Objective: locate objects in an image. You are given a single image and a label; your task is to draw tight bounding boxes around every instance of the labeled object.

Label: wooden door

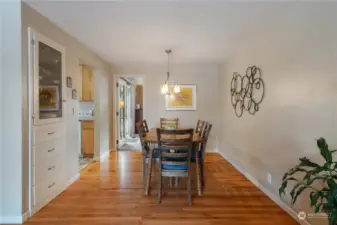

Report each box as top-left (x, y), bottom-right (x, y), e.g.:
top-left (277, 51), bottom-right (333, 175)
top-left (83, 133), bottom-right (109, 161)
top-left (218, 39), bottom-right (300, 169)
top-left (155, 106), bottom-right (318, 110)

top-left (82, 121), bottom-right (94, 157)
top-left (81, 65), bottom-right (94, 101)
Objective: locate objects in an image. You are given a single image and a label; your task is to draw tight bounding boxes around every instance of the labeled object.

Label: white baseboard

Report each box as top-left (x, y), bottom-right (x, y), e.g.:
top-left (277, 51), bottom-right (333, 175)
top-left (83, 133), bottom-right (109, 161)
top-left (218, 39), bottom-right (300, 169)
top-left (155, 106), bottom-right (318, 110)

top-left (0, 211), bottom-right (29, 224)
top-left (93, 150), bottom-right (111, 161)
top-left (67, 173), bottom-right (80, 188)
top-left (22, 211), bottom-right (29, 223)
top-left (217, 150), bottom-right (311, 225)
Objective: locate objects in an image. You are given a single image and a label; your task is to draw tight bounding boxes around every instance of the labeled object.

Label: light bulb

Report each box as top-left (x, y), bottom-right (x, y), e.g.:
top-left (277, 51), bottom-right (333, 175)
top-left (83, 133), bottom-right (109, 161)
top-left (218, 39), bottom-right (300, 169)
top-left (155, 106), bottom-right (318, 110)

top-left (161, 83), bottom-right (169, 94)
top-left (173, 84), bottom-right (180, 93)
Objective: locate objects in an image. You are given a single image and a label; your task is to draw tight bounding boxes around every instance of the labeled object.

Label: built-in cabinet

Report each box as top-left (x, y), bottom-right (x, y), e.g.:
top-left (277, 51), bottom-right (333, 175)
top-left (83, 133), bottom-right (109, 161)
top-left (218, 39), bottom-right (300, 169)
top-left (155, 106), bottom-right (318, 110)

top-left (81, 121), bottom-right (94, 157)
top-left (29, 28), bottom-right (67, 215)
top-left (81, 65), bottom-right (94, 101)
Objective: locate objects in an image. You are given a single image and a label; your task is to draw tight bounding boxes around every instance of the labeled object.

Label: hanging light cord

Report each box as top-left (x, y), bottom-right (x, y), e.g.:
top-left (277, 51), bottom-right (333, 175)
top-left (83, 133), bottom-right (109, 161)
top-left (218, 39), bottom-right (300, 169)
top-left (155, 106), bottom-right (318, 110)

top-left (166, 49), bottom-right (171, 83)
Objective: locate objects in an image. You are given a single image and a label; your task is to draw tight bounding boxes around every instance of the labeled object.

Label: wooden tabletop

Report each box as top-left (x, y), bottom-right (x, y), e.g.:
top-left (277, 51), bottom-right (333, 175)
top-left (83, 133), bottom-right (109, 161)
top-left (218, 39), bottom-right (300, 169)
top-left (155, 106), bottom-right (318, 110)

top-left (144, 127), bottom-right (203, 143)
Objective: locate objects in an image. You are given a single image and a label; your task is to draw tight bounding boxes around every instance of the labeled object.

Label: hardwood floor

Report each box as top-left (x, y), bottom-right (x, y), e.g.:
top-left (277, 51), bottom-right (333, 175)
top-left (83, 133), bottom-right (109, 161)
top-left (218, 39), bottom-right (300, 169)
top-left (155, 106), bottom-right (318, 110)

top-left (25, 151), bottom-right (298, 225)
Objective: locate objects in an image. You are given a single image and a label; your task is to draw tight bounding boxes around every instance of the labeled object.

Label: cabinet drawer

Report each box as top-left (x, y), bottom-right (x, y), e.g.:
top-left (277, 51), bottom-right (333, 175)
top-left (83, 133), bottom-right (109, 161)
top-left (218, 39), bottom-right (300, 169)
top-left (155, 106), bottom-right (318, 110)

top-left (33, 123), bottom-right (65, 145)
top-left (33, 170), bottom-right (66, 206)
top-left (33, 154), bottom-right (65, 186)
top-left (32, 138), bottom-right (65, 166)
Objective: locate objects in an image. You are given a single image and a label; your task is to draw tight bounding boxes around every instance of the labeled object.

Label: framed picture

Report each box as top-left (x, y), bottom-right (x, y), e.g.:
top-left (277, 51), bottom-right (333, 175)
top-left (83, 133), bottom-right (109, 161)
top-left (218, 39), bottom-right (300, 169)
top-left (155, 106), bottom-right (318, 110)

top-left (165, 84), bottom-right (197, 111)
top-left (72, 89), bottom-right (77, 99)
top-left (39, 85), bottom-right (60, 111)
top-left (66, 76), bottom-right (72, 88)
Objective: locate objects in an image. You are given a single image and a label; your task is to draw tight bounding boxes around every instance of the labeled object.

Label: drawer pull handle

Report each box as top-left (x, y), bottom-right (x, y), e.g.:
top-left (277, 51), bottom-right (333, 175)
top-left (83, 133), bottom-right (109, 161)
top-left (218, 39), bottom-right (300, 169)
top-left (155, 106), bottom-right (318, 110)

top-left (47, 148), bottom-right (55, 153)
top-left (48, 166), bottom-right (55, 171)
top-left (47, 132), bottom-right (55, 135)
top-left (48, 183), bottom-right (55, 188)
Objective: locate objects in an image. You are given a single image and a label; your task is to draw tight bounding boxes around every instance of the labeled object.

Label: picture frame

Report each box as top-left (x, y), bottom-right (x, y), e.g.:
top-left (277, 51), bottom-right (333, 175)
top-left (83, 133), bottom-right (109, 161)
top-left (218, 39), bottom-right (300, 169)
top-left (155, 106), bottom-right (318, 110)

top-left (66, 76), bottom-right (72, 88)
top-left (39, 85), bottom-right (60, 111)
top-left (165, 84), bottom-right (197, 111)
top-left (72, 89), bottom-right (77, 100)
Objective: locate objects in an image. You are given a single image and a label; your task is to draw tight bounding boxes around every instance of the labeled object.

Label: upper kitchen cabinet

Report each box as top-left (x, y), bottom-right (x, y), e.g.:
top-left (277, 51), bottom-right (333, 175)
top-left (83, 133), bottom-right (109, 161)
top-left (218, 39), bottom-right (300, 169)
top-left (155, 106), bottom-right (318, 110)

top-left (31, 29), bottom-right (66, 125)
top-left (81, 65), bottom-right (94, 101)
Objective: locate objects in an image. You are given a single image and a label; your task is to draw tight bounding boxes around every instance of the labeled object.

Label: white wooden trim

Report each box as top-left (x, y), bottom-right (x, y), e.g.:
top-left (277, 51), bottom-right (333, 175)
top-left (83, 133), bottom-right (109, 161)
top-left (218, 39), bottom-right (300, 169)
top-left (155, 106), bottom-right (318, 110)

top-left (66, 173), bottom-right (80, 188)
top-left (0, 211), bottom-right (29, 224)
top-left (216, 150), bottom-right (311, 225)
top-left (31, 28), bottom-right (66, 126)
top-left (22, 211), bottom-right (29, 223)
top-left (93, 150), bottom-right (111, 161)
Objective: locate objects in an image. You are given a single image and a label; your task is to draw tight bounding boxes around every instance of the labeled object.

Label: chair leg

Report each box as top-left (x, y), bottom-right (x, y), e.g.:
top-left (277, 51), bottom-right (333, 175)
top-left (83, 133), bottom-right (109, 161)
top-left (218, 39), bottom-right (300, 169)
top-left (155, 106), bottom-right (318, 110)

top-left (145, 150), bottom-right (154, 195)
top-left (187, 150), bottom-right (192, 206)
top-left (157, 166), bottom-right (162, 204)
top-left (142, 157), bottom-right (147, 188)
top-left (201, 161), bottom-right (205, 188)
top-left (187, 170), bottom-right (192, 206)
top-left (195, 150), bottom-right (202, 196)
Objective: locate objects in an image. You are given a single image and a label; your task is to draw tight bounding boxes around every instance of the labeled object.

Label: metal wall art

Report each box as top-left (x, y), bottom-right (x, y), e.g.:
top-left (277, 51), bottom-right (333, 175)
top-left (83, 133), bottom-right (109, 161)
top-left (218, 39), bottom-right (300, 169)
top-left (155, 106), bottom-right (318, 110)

top-left (230, 66), bottom-right (265, 117)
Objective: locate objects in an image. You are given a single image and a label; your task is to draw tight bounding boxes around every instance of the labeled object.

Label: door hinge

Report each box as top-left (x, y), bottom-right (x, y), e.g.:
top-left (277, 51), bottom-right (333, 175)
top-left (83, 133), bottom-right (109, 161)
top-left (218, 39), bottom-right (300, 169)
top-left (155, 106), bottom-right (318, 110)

top-left (31, 39), bottom-right (36, 45)
top-left (116, 140), bottom-right (119, 145)
top-left (116, 82), bottom-right (119, 87)
top-left (116, 111), bottom-right (119, 116)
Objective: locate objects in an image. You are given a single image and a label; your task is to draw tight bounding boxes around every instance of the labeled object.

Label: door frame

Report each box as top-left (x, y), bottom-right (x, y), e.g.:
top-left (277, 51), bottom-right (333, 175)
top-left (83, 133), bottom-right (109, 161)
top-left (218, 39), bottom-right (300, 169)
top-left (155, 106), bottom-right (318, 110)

top-left (116, 78), bottom-right (127, 148)
top-left (112, 75), bottom-right (144, 151)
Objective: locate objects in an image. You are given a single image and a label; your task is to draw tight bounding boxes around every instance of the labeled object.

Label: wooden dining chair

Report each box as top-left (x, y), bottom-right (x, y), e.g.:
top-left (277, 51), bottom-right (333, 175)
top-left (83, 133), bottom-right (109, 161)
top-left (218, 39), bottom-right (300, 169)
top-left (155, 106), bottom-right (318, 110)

top-left (160, 118), bottom-right (179, 129)
top-left (195, 120), bottom-right (205, 136)
top-left (142, 119), bottom-right (149, 133)
top-left (198, 122), bottom-right (212, 187)
top-left (137, 122), bottom-right (159, 189)
top-left (156, 128), bottom-right (194, 205)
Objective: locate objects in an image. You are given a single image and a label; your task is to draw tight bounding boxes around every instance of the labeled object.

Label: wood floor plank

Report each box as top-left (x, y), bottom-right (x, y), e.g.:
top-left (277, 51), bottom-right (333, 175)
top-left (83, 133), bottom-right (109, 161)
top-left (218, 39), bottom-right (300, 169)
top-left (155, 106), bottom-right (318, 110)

top-left (24, 151), bottom-right (298, 225)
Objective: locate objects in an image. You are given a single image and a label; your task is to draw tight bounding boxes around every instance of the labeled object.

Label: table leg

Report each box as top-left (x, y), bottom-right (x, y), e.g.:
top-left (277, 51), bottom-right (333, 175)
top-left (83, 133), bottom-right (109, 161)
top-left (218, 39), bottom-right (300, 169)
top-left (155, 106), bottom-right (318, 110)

top-left (195, 148), bottom-right (202, 196)
top-left (145, 149), bottom-right (153, 195)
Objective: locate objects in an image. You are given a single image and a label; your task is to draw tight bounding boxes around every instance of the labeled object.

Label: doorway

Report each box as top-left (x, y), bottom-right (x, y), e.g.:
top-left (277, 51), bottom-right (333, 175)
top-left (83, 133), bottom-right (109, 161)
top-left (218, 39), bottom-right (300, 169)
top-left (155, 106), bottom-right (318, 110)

top-left (116, 77), bottom-right (143, 151)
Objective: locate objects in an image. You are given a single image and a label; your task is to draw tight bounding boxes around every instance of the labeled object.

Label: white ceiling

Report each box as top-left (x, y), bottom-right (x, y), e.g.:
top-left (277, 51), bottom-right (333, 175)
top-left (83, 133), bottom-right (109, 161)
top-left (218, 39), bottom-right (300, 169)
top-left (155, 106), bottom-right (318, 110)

top-left (25, 0), bottom-right (324, 64)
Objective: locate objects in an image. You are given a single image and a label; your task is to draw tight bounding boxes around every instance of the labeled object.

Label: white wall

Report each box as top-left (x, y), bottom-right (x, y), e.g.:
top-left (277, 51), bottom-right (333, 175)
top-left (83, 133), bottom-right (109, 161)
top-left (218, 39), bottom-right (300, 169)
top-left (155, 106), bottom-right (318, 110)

top-left (21, 2), bottom-right (113, 215)
top-left (218, 4), bottom-right (337, 225)
top-left (113, 63), bottom-right (220, 152)
top-left (94, 69), bottom-right (110, 159)
top-left (0, 0), bottom-right (23, 223)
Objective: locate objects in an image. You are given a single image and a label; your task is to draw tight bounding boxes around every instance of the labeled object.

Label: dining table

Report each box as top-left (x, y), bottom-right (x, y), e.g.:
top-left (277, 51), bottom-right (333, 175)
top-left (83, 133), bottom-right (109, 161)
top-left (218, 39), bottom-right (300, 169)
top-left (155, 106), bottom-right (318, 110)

top-left (144, 127), bottom-right (204, 196)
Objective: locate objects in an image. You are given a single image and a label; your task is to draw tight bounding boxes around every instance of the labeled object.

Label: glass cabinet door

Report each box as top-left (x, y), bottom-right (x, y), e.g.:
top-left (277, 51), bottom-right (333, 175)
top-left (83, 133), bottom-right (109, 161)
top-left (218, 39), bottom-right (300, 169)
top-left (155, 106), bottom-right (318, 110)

top-left (32, 30), bottom-right (65, 125)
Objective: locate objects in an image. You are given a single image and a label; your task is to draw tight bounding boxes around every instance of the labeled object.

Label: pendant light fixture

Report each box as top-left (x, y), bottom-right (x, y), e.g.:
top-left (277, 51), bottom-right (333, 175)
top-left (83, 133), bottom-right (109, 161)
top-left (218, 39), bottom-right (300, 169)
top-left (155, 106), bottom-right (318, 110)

top-left (161, 49), bottom-right (180, 95)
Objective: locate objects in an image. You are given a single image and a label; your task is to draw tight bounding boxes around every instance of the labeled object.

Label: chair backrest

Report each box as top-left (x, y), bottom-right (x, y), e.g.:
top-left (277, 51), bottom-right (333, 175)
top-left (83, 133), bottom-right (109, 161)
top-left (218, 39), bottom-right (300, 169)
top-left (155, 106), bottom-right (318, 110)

top-left (160, 117), bottom-right (179, 129)
top-left (137, 122), bottom-right (149, 154)
top-left (199, 122), bottom-right (212, 158)
top-left (156, 128), bottom-right (194, 171)
top-left (195, 120), bottom-right (205, 136)
top-left (142, 119), bottom-right (149, 133)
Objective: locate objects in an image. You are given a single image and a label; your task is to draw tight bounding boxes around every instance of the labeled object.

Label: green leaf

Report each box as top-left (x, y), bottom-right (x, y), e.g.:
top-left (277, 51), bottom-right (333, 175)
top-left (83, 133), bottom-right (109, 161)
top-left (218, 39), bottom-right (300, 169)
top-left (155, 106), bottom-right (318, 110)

top-left (292, 186), bottom-right (307, 205)
top-left (317, 138), bottom-right (332, 163)
top-left (279, 186), bottom-right (285, 197)
top-left (299, 157), bottom-right (320, 168)
top-left (310, 192), bottom-right (319, 206)
top-left (290, 183), bottom-right (302, 199)
top-left (307, 176), bottom-right (325, 185)
top-left (282, 172), bottom-right (289, 181)
top-left (279, 178), bottom-right (297, 196)
top-left (327, 179), bottom-right (336, 189)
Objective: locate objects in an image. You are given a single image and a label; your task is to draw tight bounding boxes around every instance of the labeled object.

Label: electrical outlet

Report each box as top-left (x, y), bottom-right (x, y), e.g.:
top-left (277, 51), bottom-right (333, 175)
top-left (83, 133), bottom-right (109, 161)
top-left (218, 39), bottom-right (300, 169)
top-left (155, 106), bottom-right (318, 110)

top-left (267, 172), bottom-right (272, 184)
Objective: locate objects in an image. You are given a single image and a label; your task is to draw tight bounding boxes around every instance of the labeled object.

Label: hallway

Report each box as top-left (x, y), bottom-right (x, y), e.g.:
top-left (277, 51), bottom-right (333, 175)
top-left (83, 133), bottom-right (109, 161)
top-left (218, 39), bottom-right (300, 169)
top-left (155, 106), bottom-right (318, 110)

top-left (25, 152), bottom-right (298, 225)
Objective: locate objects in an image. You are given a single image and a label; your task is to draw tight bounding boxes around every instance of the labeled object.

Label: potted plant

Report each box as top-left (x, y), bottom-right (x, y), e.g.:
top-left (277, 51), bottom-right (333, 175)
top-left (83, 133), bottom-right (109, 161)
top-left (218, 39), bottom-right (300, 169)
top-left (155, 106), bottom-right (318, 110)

top-left (279, 138), bottom-right (337, 225)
